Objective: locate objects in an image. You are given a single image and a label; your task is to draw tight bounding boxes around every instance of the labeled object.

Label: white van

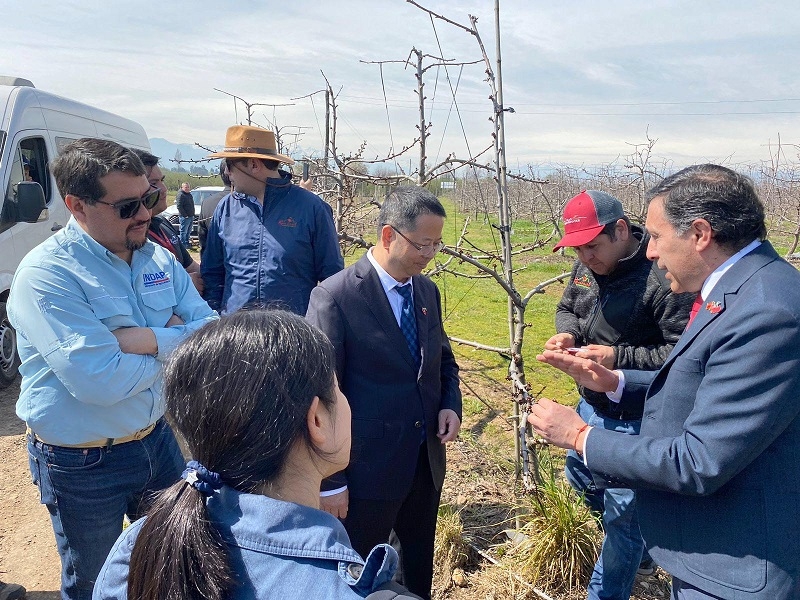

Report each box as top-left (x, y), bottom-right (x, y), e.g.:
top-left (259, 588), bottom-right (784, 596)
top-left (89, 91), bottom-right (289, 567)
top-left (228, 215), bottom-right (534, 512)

top-left (0, 76), bottom-right (150, 387)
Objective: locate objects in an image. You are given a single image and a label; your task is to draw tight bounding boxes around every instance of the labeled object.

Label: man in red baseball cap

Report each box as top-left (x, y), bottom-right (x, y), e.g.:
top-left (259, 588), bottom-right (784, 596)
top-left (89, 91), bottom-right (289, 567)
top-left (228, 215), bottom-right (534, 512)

top-left (547, 190), bottom-right (693, 600)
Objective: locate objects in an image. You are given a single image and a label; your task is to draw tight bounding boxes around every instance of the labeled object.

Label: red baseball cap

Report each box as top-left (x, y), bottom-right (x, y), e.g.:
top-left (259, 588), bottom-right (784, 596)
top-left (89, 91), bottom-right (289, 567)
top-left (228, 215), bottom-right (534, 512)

top-left (553, 190), bottom-right (625, 251)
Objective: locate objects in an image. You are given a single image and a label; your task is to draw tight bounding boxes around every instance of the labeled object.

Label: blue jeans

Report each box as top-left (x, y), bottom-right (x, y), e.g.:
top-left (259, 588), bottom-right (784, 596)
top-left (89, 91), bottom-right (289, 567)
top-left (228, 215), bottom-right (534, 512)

top-left (565, 399), bottom-right (648, 600)
top-left (179, 215), bottom-right (194, 246)
top-left (27, 419), bottom-right (184, 600)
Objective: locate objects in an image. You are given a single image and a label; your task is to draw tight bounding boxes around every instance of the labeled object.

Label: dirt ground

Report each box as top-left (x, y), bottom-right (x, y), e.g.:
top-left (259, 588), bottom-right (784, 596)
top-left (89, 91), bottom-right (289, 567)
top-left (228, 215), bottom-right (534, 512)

top-left (0, 367), bottom-right (670, 600)
top-left (0, 378), bottom-right (60, 598)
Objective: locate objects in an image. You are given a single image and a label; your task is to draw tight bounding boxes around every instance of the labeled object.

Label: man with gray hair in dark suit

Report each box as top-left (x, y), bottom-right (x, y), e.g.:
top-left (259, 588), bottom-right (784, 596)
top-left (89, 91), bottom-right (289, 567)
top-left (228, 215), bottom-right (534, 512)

top-left (531, 164), bottom-right (800, 599)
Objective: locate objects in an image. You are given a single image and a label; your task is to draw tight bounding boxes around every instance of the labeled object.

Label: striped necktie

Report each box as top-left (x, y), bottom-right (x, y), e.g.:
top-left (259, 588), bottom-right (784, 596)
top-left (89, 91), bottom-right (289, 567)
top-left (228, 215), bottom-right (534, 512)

top-left (395, 284), bottom-right (420, 368)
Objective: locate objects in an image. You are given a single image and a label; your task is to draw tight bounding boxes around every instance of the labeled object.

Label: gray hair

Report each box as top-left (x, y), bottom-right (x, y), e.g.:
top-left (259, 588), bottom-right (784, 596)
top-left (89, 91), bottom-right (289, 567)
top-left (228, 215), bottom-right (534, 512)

top-left (646, 164), bottom-right (766, 252)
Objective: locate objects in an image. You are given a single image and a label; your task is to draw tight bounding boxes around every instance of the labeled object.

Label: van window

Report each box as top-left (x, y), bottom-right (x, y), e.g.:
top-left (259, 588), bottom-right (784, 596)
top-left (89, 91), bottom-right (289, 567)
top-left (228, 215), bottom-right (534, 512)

top-left (55, 136), bottom-right (78, 155)
top-left (1, 137), bottom-right (50, 233)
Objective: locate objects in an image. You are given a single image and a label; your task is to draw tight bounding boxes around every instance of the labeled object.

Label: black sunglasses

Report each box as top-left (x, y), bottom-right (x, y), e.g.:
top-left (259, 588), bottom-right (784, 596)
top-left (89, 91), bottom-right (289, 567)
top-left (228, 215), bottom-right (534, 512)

top-left (94, 186), bottom-right (160, 219)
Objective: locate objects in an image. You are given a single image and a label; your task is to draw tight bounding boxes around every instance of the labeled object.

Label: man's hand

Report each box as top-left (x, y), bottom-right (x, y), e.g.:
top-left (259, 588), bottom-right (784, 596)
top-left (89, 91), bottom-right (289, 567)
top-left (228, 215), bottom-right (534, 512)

top-left (298, 177), bottom-right (314, 192)
top-left (437, 409), bottom-right (461, 443)
top-left (320, 488), bottom-right (348, 519)
top-left (112, 327), bottom-right (157, 355)
top-left (544, 332), bottom-right (576, 352)
top-left (527, 398), bottom-right (587, 450)
top-left (537, 350), bottom-right (619, 393)
top-left (575, 344), bottom-right (615, 369)
top-left (189, 271), bottom-right (205, 294)
top-left (166, 314), bottom-right (185, 328)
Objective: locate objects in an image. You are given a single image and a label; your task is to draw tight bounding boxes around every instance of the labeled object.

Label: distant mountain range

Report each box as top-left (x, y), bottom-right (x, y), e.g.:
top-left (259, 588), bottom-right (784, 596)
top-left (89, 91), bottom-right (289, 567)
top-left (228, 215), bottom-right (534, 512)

top-left (149, 137), bottom-right (320, 172)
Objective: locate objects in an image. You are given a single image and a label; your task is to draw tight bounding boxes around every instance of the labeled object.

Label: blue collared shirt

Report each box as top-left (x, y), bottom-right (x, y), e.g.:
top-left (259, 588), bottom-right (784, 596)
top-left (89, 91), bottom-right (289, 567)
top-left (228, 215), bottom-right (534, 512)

top-left (9, 218), bottom-right (218, 445)
top-left (94, 486), bottom-right (399, 600)
top-left (201, 172), bottom-right (344, 315)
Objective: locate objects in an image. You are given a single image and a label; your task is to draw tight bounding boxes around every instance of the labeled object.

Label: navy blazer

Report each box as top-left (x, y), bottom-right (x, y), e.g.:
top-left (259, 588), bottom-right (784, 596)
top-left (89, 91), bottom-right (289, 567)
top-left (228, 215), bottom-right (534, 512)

top-left (586, 242), bottom-right (800, 599)
top-left (307, 254), bottom-right (462, 502)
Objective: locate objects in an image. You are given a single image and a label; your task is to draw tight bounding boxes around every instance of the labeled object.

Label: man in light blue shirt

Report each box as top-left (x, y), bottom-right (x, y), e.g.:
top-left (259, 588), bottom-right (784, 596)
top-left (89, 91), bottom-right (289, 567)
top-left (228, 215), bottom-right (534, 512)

top-left (8, 138), bottom-right (217, 600)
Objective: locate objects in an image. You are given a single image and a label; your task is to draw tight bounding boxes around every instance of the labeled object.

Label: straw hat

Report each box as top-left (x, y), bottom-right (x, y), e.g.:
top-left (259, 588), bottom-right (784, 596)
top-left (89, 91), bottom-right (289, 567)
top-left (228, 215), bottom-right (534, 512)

top-left (207, 125), bottom-right (294, 165)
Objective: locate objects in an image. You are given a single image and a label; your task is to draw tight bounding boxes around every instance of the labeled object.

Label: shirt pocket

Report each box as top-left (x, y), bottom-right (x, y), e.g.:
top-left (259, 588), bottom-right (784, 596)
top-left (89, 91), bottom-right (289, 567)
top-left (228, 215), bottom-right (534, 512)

top-left (87, 294), bottom-right (134, 329)
top-left (140, 286), bottom-right (177, 325)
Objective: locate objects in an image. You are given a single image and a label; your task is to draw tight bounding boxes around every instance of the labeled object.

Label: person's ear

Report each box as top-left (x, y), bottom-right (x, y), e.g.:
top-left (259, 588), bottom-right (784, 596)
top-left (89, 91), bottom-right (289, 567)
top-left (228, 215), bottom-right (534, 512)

top-left (615, 219), bottom-right (629, 241)
top-left (65, 194), bottom-right (87, 220)
top-left (379, 224), bottom-right (394, 249)
top-left (691, 218), bottom-right (714, 250)
top-left (306, 396), bottom-right (330, 448)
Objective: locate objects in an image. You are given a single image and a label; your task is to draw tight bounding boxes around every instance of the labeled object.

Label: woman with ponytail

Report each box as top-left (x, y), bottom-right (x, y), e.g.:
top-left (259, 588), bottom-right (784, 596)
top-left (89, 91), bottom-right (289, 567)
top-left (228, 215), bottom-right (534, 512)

top-left (93, 309), bottom-right (418, 600)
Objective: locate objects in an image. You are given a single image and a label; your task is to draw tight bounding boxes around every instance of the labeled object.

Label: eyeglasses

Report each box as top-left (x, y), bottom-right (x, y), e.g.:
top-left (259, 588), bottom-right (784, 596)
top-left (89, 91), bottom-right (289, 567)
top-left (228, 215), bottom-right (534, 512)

top-left (93, 186), bottom-right (160, 219)
top-left (389, 225), bottom-right (445, 255)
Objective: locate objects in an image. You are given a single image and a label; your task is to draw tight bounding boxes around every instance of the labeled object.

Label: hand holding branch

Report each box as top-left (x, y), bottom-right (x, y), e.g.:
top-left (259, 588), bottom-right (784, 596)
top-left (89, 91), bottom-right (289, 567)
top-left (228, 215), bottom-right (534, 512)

top-left (527, 398), bottom-right (588, 450)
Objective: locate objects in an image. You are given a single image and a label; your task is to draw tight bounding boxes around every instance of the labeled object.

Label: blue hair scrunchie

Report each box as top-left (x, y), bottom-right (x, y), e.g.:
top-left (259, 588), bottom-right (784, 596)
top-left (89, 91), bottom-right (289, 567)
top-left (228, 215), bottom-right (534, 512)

top-left (182, 460), bottom-right (223, 496)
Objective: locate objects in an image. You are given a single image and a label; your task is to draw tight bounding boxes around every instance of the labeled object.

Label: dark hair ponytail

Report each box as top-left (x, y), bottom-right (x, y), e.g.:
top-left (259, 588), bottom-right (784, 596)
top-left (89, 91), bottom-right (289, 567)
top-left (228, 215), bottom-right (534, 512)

top-left (126, 309), bottom-right (337, 600)
top-left (127, 482), bottom-right (232, 600)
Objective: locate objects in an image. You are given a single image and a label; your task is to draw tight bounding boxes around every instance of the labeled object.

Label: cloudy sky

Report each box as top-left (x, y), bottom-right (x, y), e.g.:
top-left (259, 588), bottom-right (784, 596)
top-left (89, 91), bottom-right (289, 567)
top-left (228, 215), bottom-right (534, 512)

top-left (4, 1), bottom-right (800, 171)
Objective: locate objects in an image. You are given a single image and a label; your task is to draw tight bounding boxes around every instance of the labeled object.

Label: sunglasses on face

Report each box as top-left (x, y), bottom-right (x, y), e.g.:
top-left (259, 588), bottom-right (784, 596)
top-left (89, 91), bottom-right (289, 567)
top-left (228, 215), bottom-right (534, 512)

top-left (93, 186), bottom-right (160, 219)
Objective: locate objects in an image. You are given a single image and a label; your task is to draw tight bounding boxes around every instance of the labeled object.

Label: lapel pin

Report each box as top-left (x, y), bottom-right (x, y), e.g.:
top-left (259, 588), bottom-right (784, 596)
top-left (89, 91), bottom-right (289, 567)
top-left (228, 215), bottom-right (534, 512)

top-left (705, 301), bottom-right (722, 315)
top-left (421, 307), bottom-right (428, 315)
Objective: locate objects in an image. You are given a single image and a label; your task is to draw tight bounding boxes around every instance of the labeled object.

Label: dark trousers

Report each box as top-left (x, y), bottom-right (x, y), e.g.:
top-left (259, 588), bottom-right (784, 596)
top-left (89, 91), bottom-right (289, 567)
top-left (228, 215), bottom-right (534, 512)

top-left (344, 443), bottom-right (441, 600)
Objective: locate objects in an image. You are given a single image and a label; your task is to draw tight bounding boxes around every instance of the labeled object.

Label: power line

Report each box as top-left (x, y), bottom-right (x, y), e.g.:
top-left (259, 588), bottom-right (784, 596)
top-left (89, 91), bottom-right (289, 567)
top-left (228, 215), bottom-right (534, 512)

top-left (338, 94), bottom-right (800, 108)
top-left (336, 96), bottom-right (800, 116)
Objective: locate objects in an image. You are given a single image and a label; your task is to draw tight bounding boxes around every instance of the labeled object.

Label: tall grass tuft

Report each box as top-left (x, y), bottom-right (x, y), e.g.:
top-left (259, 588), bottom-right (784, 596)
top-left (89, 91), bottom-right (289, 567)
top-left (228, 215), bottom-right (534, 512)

top-left (509, 447), bottom-right (599, 594)
top-left (433, 503), bottom-right (470, 589)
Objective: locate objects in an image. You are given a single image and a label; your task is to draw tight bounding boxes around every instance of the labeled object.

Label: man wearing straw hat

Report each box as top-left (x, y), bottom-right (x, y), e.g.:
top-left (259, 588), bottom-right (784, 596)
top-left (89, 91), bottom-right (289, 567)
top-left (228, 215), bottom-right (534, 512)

top-left (201, 125), bottom-right (343, 315)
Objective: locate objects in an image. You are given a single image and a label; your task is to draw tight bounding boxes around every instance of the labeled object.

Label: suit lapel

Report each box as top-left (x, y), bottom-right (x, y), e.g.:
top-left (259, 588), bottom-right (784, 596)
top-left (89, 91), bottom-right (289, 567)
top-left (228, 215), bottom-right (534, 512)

top-left (413, 276), bottom-right (430, 372)
top-left (354, 255), bottom-right (419, 372)
top-left (652, 242), bottom-right (779, 381)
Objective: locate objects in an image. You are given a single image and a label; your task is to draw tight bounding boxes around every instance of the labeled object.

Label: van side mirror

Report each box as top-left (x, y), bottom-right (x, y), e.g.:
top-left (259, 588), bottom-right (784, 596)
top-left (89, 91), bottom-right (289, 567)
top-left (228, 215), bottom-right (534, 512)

top-left (16, 181), bottom-right (48, 223)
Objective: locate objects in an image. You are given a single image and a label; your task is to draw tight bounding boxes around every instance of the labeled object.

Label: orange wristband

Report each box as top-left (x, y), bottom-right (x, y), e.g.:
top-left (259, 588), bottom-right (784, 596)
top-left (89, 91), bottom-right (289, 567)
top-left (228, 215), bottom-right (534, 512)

top-left (574, 424), bottom-right (590, 452)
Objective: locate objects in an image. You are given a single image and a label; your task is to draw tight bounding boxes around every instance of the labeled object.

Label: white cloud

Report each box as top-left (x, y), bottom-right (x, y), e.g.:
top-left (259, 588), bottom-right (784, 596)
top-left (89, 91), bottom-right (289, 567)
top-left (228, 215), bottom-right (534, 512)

top-left (3, 0), bottom-right (800, 167)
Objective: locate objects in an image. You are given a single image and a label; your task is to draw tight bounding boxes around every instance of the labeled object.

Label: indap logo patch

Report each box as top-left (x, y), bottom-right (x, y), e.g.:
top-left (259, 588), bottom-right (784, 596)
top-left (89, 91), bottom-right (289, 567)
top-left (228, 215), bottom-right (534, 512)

top-left (573, 274), bottom-right (592, 289)
top-left (143, 271), bottom-right (170, 287)
top-left (278, 217), bottom-right (297, 228)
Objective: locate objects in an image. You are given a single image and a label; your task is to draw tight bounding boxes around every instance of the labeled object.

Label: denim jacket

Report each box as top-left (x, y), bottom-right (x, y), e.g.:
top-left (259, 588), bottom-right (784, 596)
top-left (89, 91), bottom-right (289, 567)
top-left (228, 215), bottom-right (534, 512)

top-left (93, 486), bottom-right (400, 599)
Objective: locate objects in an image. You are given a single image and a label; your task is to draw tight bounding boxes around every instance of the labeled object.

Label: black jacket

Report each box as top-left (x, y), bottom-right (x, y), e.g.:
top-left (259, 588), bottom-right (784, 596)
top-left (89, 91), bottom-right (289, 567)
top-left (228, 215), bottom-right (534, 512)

top-left (176, 189), bottom-right (195, 217)
top-left (555, 225), bottom-right (694, 416)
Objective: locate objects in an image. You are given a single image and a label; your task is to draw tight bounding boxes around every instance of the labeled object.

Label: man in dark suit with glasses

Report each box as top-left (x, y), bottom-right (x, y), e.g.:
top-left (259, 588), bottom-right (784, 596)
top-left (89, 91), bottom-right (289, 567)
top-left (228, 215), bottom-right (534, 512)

top-left (307, 186), bottom-right (461, 600)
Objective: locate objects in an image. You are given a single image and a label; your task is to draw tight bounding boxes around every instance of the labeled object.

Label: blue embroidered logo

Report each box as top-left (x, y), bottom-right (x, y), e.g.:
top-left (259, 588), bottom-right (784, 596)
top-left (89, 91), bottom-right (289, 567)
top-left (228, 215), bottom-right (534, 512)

top-left (143, 271), bottom-right (169, 287)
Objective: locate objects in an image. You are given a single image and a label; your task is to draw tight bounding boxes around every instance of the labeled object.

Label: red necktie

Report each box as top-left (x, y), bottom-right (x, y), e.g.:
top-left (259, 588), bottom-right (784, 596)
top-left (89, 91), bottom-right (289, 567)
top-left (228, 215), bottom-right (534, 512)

top-left (687, 293), bottom-right (703, 327)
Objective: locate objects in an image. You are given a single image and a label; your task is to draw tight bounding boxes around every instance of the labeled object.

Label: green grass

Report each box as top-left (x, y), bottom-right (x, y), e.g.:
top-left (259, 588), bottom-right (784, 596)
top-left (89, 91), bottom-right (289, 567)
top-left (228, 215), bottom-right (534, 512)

top-left (436, 198), bottom-right (579, 404)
